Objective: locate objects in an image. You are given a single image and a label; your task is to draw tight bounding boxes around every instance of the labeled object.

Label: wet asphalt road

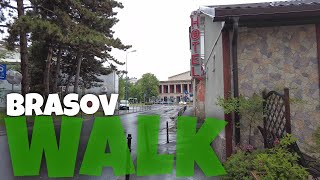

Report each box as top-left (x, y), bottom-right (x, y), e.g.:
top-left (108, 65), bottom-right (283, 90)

top-left (0, 105), bottom-right (219, 180)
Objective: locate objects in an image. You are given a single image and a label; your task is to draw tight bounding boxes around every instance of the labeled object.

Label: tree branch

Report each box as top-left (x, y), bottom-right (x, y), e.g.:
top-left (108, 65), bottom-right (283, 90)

top-left (24, 5), bottom-right (55, 14)
top-left (0, 2), bottom-right (17, 10)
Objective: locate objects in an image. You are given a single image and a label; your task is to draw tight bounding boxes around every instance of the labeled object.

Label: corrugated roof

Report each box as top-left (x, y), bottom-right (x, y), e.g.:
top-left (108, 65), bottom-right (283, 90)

top-left (209, 0), bottom-right (320, 10)
top-left (205, 0), bottom-right (320, 22)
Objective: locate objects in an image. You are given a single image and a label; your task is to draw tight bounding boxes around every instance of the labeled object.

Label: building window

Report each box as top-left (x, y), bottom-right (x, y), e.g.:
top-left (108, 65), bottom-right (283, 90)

top-left (212, 54), bottom-right (216, 72)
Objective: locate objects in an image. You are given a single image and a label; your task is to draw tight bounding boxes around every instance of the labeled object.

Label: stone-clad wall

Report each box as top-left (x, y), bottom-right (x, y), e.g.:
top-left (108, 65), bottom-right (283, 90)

top-left (237, 25), bottom-right (320, 150)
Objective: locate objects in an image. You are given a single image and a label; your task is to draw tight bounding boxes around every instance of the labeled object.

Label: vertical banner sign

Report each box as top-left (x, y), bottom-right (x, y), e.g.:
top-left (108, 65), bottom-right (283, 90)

top-left (0, 64), bottom-right (7, 80)
top-left (190, 12), bottom-right (203, 78)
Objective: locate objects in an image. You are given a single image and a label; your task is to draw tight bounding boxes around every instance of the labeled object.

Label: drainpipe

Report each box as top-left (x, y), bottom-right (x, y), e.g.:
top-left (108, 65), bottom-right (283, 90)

top-left (231, 17), bottom-right (240, 145)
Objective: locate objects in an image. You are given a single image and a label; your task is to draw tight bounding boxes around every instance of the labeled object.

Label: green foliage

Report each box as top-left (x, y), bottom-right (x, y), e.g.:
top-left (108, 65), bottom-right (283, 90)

top-left (129, 81), bottom-right (142, 101)
top-left (222, 150), bottom-right (260, 179)
top-left (29, 42), bottom-right (48, 93)
top-left (217, 93), bottom-right (263, 115)
top-left (139, 73), bottom-right (159, 101)
top-left (118, 73), bottom-right (159, 103)
top-left (3, 0), bottom-right (130, 94)
top-left (223, 135), bottom-right (309, 180)
top-left (217, 93), bottom-right (264, 144)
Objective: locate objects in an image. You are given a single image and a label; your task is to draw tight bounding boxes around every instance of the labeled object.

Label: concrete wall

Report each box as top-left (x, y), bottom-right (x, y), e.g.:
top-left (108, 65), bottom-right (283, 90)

top-left (67, 71), bottom-right (119, 97)
top-left (81, 71), bottom-right (119, 95)
top-left (203, 15), bottom-right (227, 161)
top-left (237, 25), bottom-right (320, 150)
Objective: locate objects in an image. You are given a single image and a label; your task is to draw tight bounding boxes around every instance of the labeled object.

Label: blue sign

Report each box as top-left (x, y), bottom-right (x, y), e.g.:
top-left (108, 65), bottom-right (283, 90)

top-left (184, 90), bottom-right (188, 94)
top-left (0, 64), bottom-right (6, 80)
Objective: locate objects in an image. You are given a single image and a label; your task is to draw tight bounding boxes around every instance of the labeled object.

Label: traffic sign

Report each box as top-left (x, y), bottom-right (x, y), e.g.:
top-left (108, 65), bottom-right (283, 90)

top-left (0, 64), bottom-right (6, 80)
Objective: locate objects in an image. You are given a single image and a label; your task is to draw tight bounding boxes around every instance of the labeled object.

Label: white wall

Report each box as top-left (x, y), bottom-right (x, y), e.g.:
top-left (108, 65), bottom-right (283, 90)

top-left (203, 16), bottom-right (225, 121)
top-left (80, 71), bottom-right (119, 95)
top-left (203, 15), bottom-right (227, 161)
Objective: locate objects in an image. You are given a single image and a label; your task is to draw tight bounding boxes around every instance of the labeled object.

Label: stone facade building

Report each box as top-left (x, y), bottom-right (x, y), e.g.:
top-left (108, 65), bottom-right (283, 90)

top-left (191, 1), bottom-right (320, 162)
top-left (158, 71), bottom-right (192, 103)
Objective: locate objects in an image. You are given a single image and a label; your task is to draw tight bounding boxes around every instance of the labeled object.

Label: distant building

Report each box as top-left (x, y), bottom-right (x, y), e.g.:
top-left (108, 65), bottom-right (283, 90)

top-left (158, 71), bottom-right (192, 103)
top-left (0, 44), bottom-right (21, 107)
top-left (129, 77), bottom-right (138, 84)
top-left (71, 71), bottom-right (119, 96)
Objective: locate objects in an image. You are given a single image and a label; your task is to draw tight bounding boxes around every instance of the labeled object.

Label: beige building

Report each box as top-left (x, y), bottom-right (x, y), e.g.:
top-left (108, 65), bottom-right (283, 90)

top-left (158, 71), bottom-right (192, 103)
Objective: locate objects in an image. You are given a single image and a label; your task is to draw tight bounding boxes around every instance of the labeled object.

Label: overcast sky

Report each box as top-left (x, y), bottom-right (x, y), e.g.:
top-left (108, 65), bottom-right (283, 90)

top-left (111, 0), bottom-right (278, 80)
top-left (0, 0), bottom-right (279, 81)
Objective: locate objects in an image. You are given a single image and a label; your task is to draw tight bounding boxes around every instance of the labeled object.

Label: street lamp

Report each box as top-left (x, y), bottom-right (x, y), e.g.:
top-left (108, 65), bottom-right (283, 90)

top-left (125, 50), bottom-right (137, 101)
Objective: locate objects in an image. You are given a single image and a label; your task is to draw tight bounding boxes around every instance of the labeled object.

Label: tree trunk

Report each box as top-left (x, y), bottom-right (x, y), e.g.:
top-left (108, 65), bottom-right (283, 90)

top-left (53, 47), bottom-right (62, 93)
top-left (65, 74), bottom-right (72, 95)
top-left (17, 0), bottom-right (29, 96)
top-left (73, 52), bottom-right (82, 93)
top-left (43, 46), bottom-right (53, 97)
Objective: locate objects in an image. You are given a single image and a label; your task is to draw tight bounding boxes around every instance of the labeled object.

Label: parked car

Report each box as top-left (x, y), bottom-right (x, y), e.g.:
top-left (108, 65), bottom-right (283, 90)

top-left (119, 100), bottom-right (130, 110)
top-left (179, 101), bottom-right (187, 105)
top-left (160, 101), bottom-right (167, 104)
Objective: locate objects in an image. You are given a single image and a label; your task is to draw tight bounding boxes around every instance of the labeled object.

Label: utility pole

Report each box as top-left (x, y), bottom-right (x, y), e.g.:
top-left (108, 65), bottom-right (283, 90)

top-left (125, 50), bottom-right (137, 100)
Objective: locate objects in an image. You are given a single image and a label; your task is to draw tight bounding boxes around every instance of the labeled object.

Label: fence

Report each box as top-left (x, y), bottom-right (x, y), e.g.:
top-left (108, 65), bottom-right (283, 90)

top-left (115, 105), bottom-right (153, 115)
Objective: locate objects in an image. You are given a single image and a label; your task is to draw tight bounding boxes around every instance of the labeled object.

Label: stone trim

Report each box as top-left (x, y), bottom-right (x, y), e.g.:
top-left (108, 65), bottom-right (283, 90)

top-left (316, 24), bottom-right (320, 97)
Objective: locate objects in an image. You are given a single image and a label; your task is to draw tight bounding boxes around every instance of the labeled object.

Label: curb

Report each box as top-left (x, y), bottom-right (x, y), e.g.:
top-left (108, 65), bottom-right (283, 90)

top-left (170, 105), bottom-right (187, 120)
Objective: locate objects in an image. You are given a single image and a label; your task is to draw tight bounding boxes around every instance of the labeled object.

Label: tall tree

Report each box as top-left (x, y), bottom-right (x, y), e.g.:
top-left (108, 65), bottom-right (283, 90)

top-left (139, 73), bottom-right (159, 102)
top-left (1, 0), bottom-right (30, 96)
top-left (5, 0), bottom-right (130, 97)
top-left (129, 81), bottom-right (142, 102)
top-left (17, 0), bottom-right (29, 96)
top-left (67, 0), bottom-right (130, 93)
top-left (53, 47), bottom-right (62, 92)
top-left (29, 41), bottom-right (47, 93)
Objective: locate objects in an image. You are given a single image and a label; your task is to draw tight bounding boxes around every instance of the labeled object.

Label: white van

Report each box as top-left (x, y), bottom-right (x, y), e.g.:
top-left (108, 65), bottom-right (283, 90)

top-left (119, 100), bottom-right (130, 110)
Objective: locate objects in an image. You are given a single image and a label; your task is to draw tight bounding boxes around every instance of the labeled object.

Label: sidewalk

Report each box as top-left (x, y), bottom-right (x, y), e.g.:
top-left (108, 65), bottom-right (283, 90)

top-left (182, 106), bottom-right (194, 116)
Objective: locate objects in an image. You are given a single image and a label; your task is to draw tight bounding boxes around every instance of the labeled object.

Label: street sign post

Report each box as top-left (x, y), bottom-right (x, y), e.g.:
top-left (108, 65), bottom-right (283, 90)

top-left (0, 64), bottom-right (7, 80)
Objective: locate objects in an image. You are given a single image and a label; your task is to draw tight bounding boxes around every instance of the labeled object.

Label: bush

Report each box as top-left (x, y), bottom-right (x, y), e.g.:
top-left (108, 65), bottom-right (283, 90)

top-left (222, 150), bottom-right (261, 180)
top-left (217, 94), bottom-right (263, 145)
top-left (222, 135), bottom-right (309, 180)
